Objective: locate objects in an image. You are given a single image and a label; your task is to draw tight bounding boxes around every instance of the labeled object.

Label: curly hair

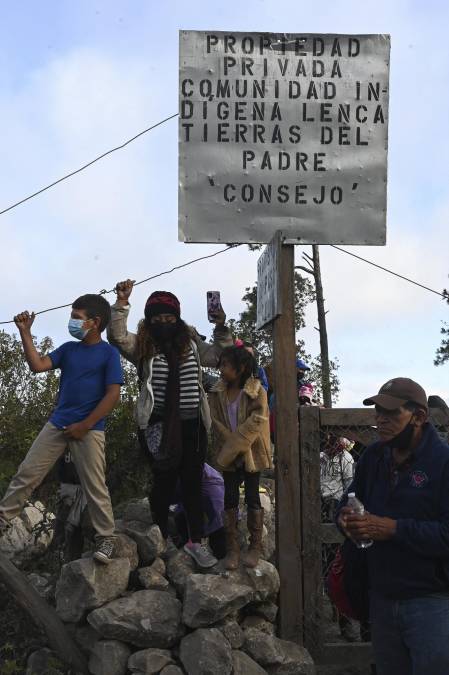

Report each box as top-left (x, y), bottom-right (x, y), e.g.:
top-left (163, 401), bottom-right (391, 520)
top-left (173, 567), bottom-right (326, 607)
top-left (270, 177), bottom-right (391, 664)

top-left (136, 318), bottom-right (192, 361)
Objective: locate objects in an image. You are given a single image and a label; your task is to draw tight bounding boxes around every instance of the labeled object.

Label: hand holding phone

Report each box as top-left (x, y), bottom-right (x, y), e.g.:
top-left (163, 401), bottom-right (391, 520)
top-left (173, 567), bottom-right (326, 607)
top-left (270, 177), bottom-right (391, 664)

top-left (207, 291), bottom-right (225, 324)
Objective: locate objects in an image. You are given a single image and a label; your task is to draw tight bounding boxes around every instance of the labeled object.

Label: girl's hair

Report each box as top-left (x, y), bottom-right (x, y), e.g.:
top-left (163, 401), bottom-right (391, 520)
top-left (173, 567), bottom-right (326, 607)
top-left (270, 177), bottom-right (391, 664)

top-left (136, 317), bottom-right (191, 360)
top-left (219, 345), bottom-right (258, 388)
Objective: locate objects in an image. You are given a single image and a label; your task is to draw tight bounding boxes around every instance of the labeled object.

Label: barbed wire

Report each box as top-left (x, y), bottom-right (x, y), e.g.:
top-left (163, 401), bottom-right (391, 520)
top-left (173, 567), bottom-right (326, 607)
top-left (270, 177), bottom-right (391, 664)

top-left (0, 113), bottom-right (179, 217)
top-left (0, 245), bottom-right (240, 326)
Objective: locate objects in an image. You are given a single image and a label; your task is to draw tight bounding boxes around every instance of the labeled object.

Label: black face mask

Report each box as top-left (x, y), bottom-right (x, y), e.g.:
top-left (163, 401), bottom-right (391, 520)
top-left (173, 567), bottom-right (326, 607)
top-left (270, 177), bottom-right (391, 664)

top-left (150, 322), bottom-right (178, 343)
top-left (390, 419), bottom-right (415, 451)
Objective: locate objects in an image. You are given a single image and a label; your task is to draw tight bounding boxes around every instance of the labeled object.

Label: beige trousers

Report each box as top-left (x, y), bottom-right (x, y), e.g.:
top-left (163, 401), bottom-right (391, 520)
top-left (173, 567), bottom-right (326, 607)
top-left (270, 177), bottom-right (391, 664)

top-left (0, 422), bottom-right (115, 537)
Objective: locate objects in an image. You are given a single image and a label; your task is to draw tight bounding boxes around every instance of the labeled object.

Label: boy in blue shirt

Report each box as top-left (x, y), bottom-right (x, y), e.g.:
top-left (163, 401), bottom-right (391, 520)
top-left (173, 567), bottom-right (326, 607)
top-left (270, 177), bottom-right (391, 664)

top-left (0, 294), bottom-right (123, 563)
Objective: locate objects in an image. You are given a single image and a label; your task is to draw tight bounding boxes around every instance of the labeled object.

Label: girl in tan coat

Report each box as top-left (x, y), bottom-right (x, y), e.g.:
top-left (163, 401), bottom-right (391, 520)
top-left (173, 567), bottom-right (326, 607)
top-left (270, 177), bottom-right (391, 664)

top-left (209, 345), bottom-right (272, 569)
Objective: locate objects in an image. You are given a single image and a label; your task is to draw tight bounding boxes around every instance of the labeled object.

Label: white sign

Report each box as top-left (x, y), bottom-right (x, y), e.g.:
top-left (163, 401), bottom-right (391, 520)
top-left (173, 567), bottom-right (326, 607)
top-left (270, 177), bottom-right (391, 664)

top-left (179, 31), bottom-right (390, 245)
top-left (256, 234), bottom-right (281, 329)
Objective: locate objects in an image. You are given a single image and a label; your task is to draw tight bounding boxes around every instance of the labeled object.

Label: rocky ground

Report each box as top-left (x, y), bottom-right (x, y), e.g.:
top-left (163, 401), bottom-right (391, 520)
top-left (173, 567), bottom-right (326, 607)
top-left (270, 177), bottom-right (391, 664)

top-left (0, 492), bottom-right (316, 674)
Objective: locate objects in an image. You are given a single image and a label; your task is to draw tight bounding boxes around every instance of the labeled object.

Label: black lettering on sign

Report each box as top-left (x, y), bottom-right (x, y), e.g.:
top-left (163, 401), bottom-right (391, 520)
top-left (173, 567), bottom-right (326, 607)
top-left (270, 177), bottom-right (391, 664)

top-left (223, 57), bottom-right (236, 75)
top-left (243, 150), bottom-right (255, 168)
top-left (331, 61), bottom-right (342, 78)
top-left (224, 35), bottom-right (236, 53)
top-left (374, 105), bottom-right (385, 123)
top-left (313, 186), bottom-right (325, 204)
top-left (331, 186), bottom-right (343, 204)
top-left (242, 57), bottom-right (254, 75)
top-left (224, 184), bottom-right (235, 201)
top-left (289, 125), bottom-right (301, 143)
top-left (181, 101), bottom-right (193, 119)
top-left (217, 123), bottom-right (230, 142)
top-left (339, 126), bottom-right (351, 145)
top-left (181, 123), bottom-right (193, 142)
top-left (277, 185), bottom-right (288, 202)
top-left (236, 124), bottom-right (248, 142)
top-left (181, 79), bottom-right (193, 97)
top-left (295, 184), bottom-right (307, 204)
top-left (206, 35), bottom-right (218, 53)
top-left (313, 37), bottom-right (324, 56)
top-left (356, 127), bottom-right (368, 145)
top-left (348, 38), bottom-right (360, 57)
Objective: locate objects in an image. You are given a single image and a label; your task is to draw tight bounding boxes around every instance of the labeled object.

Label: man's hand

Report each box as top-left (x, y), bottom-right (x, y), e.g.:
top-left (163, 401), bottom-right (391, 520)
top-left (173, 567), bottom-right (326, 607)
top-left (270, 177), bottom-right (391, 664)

top-left (210, 307), bottom-right (226, 326)
top-left (115, 279), bottom-right (135, 306)
top-left (14, 311), bottom-right (35, 332)
top-left (63, 422), bottom-right (90, 440)
top-left (341, 508), bottom-right (396, 542)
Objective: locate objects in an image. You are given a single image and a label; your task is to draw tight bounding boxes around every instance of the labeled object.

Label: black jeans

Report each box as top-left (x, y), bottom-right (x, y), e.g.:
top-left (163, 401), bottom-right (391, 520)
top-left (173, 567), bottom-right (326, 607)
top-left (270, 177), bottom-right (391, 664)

top-left (223, 467), bottom-right (261, 510)
top-left (149, 417), bottom-right (206, 543)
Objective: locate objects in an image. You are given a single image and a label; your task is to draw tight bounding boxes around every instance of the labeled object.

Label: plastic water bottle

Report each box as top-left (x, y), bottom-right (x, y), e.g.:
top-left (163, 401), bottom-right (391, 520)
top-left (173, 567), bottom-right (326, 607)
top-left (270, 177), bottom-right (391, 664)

top-left (347, 492), bottom-right (373, 549)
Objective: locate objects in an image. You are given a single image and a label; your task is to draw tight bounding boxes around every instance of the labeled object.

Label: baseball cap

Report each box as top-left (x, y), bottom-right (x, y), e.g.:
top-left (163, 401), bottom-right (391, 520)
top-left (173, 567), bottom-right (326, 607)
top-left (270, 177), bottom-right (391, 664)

top-left (363, 377), bottom-right (428, 411)
top-left (296, 358), bottom-right (311, 371)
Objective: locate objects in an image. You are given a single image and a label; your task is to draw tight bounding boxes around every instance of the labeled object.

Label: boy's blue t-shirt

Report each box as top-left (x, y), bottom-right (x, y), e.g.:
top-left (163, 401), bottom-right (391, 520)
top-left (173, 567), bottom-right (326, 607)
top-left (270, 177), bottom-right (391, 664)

top-left (48, 340), bottom-right (124, 431)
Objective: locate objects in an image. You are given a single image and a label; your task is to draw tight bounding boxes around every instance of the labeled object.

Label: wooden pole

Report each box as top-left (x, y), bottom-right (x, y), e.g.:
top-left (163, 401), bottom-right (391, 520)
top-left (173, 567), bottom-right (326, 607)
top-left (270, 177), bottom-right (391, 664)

top-left (273, 239), bottom-right (304, 643)
top-left (312, 245), bottom-right (332, 408)
top-left (0, 551), bottom-right (89, 674)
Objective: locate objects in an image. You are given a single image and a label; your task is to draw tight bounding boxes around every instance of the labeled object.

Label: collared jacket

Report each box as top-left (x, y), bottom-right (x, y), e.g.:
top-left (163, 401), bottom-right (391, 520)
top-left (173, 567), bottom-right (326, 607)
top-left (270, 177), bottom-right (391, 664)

top-left (209, 376), bottom-right (273, 473)
top-left (107, 302), bottom-right (233, 430)
top-left (337, 423), bottom-right (449, 599)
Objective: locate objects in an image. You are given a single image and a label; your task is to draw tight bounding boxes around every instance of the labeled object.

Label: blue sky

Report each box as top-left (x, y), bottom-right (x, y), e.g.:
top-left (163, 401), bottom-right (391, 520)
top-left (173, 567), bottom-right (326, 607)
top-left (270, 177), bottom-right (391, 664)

top-left (0, 0), bottom-right (448, 406)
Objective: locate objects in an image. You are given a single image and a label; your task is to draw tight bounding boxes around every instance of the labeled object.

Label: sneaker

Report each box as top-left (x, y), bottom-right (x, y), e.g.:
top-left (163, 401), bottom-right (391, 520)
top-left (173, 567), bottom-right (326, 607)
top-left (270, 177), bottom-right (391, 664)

top-left (93, 536), bottom-right (115, 564)
top-left (184, 542), bottom-right (218, 569)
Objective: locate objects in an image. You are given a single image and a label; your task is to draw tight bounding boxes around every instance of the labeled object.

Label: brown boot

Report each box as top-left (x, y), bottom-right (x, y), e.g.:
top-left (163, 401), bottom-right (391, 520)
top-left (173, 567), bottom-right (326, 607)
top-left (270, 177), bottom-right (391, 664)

top-left (223, 508), bottom-right (240, 570)
top-left (243, 508), bottom-right (264, 568)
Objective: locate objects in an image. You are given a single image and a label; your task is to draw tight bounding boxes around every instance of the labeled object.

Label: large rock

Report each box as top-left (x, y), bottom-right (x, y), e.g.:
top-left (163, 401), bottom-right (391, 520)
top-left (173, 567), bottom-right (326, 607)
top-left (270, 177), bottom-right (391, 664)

top-left (183, 574), bottom-right (253, 628)
top-left (71, 624), bottom-right (101, 655)
top-left (180, 628), bottom-right (233, 675)
top-left (138, 566), bottom-right (170, 590)
top-left (215, 617), bottom-right (244, 649)
top-left (87, 589), bottom-right (182, 648)
top-left (0, 502), bottom-right (54, 562)
top-left (150, 557), bottom-right (166, 575)
top-left (241, 615), bottom-right (275, 635)
top-left (56, 558), bottom-right (130, 622)
top-left (243, 629), bottom-right (315, 674)
top-left (223, 560), bottom-right (280, 602)
top-left (27, 572), bottom-right (53, 600)
top-left (122, 498), bottom-right (153, 525)
top-left (88, 640), bottom-right (131, 675)
top-left (160, 667), bottom-right (183, 675)
top-left (232, 650), bottom-right (268, 675)
top-left (26, 648), bottom-right (63, 674)
top-left (114, 533), bottom-right (139, 570)
top-left (166, 549), bottom-right (196, 594)
top-left (248, 601), bottom-right (278, 623)
top-left (116, 521), bottom-right (165, 565)
top-left (128, 648), bottom-right (174, 674)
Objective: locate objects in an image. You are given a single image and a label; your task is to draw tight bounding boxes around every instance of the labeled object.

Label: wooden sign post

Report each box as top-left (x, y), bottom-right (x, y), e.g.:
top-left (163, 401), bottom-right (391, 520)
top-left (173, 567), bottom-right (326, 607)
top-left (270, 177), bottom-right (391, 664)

top-left (257, 233), bottom-right (303, 643)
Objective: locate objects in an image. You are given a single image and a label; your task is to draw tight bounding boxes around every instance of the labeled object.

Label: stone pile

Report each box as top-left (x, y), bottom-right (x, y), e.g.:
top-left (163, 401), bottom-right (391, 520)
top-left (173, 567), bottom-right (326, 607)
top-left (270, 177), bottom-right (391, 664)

top-left (25, 497), bottom-right (315, 675)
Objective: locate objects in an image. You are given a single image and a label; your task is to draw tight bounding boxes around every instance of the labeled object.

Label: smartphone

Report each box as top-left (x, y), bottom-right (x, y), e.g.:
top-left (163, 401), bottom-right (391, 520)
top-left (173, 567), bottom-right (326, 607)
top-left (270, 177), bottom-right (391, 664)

top-left (207, 291), bottom-right (222, 323)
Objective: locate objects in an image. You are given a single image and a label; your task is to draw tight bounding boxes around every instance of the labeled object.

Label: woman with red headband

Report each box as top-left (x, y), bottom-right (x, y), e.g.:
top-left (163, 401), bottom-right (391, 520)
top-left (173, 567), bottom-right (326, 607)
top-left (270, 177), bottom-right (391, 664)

top-left (108, 279), bottom-right (233, 568)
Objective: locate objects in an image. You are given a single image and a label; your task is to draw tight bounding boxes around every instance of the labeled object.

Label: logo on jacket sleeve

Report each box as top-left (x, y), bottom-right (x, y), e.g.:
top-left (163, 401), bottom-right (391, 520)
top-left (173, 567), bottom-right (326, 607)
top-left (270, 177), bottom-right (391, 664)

top-left (410, 470), bottom-right (429, 488)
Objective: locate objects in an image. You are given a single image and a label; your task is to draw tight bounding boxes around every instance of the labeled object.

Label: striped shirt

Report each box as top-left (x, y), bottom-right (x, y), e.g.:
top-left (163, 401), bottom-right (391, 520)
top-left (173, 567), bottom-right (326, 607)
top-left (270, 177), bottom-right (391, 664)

top-left (152, 348), bottom-right (200, 416)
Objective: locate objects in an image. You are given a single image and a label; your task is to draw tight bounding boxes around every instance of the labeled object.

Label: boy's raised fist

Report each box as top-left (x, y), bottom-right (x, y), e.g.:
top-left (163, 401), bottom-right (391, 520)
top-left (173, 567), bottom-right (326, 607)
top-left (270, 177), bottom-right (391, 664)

top-left (14, 310), bottom-right (35, 330)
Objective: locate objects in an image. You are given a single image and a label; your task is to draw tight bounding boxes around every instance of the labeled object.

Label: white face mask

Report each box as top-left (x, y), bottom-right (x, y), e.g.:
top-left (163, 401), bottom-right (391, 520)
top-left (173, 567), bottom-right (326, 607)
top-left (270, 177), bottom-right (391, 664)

top-left (68, 318), bottom-right (89, 340)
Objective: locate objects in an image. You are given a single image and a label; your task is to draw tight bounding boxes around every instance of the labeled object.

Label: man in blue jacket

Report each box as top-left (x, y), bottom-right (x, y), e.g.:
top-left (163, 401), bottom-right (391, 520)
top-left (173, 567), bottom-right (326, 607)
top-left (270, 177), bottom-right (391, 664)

top-left (338, 377), bottom-right (449, 675)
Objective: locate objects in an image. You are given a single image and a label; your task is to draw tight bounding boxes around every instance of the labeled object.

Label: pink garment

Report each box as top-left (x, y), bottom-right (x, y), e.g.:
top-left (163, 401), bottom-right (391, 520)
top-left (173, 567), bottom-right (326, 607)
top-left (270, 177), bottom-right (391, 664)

top-left (227, 391), bottom-right (243, 432)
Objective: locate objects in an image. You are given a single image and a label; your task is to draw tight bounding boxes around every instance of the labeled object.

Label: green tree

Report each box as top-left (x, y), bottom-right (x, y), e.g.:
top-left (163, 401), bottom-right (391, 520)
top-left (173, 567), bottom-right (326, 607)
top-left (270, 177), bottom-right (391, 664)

top-left (435, 289), bottom-right (449, 366)
top-left (228, 273), bottom-right (316, 363)
top-left (0, 330), bottom-right (146, 505)
top-left (0, 331), bottom-right (59, 495)
top-left (228, 276), bottom-right (340, 404)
